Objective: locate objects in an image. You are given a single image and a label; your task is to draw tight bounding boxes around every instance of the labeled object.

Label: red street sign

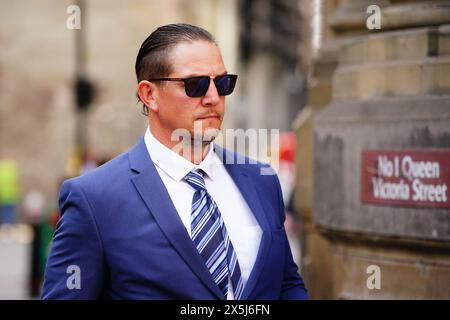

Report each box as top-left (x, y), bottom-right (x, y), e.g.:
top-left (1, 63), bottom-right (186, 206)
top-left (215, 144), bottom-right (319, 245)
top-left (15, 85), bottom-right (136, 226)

top-left (361, 150), bottom-right (450, 208)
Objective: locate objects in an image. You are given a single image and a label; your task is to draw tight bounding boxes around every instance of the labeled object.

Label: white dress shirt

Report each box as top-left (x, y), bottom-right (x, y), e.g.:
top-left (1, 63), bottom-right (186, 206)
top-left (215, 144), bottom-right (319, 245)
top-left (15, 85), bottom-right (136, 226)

top-left (144, 127), bottom-right (262, 299)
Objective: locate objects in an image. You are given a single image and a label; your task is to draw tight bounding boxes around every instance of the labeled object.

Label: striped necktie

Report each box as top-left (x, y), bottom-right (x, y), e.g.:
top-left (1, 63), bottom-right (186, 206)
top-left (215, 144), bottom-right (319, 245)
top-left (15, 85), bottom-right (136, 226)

top-left (184, 169), bottom-right (245, 299)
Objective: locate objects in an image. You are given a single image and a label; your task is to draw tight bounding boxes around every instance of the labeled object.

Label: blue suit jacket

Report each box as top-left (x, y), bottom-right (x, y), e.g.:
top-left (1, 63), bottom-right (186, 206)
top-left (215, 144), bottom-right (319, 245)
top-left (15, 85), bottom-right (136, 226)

top-left (42, 138), bottom-right (308, 300)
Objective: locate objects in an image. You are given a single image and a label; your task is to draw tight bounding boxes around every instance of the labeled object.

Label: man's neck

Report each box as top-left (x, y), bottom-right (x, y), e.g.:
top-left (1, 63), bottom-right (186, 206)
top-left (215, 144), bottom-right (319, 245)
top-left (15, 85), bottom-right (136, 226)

top-left (149, 127), bottom-right (211, 165)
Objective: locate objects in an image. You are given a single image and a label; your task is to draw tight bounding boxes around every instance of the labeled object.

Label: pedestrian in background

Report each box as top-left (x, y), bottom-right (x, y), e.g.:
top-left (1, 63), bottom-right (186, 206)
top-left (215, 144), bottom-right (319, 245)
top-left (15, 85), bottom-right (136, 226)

top-left (0, 160), bottom-right (20, 242)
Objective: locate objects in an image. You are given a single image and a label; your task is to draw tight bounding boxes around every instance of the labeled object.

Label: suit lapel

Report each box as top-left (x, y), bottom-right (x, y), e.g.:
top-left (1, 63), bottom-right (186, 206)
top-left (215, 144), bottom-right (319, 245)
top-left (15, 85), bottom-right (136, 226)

top-left (128, 139), bottom-right (223, 299)
top-left (216, 146), bottom-right (272, 300)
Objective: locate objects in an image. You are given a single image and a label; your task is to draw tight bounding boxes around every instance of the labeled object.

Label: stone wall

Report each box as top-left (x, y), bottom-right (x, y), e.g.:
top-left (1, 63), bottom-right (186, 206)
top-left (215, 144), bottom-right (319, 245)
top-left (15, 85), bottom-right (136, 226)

top-left (296, 0), bottom-right (450, 299)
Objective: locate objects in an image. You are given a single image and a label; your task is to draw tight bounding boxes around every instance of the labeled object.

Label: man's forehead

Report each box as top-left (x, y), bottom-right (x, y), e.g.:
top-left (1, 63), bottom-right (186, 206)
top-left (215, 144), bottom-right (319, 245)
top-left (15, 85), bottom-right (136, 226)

top-left (168, 40), bottom-right (226, 76)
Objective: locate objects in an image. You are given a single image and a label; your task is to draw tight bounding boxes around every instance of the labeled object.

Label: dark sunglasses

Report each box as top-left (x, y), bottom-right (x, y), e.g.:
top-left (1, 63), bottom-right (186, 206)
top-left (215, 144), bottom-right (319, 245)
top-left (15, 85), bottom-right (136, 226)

top-left (148, 74), bottom-right (238, 98)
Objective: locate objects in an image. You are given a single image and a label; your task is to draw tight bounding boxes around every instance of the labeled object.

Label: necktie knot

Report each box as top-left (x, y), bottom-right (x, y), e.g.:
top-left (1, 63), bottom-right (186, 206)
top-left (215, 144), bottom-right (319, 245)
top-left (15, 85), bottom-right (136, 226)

top-left (184, 169), bottom-right (206, 192)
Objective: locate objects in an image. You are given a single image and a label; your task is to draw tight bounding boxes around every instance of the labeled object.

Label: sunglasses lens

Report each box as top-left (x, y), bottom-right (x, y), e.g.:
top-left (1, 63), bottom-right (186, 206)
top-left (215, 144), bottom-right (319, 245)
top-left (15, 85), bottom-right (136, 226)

top-left (183, 74), bottom-right (238, 97)
top-left (184, 77), bottom-right (210, 97)
top-left (215, 75), bottom-right (237, 96)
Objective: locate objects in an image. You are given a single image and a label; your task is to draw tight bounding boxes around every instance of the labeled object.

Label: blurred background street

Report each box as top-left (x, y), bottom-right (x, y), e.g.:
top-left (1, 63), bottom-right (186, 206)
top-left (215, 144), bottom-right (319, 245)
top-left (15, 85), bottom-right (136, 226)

top-left (0, 225), bottom-right (31, 299)
top-left (1, 0), bottom-right (450, 299)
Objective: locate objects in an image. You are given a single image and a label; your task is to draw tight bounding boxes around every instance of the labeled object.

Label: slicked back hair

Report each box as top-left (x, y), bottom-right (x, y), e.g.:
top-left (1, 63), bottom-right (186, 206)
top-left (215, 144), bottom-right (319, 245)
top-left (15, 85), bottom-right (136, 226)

top-left (135, 23), bottom-right (217, 115)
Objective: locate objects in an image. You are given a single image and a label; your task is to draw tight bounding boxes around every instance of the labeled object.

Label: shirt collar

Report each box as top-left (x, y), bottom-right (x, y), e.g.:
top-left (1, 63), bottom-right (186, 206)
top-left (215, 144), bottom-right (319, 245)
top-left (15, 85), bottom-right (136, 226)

top-left (144, 127), bottom-right (218, 182)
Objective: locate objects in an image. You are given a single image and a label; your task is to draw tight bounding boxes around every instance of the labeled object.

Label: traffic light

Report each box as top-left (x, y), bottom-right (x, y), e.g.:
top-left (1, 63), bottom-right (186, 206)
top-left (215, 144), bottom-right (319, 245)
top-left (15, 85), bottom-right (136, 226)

top-left (75, 76), bottom-right (94, 111)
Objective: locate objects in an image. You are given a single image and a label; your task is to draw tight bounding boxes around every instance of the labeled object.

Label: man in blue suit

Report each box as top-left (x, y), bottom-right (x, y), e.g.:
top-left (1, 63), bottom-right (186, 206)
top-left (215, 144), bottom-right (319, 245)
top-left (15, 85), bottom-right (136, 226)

top-left (42, 23), bottom-right (308, 300)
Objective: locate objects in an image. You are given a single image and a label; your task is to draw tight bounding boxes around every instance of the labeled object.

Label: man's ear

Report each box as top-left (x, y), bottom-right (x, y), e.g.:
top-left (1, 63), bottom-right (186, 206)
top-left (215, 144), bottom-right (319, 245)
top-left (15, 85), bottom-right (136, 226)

top-left (137, 80), bottom-right (158, 112)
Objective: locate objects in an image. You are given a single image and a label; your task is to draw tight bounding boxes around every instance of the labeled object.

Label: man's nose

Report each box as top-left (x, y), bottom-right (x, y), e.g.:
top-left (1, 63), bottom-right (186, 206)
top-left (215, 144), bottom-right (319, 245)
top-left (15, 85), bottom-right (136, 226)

top-left (202, 79), bottom-right (220, 106)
